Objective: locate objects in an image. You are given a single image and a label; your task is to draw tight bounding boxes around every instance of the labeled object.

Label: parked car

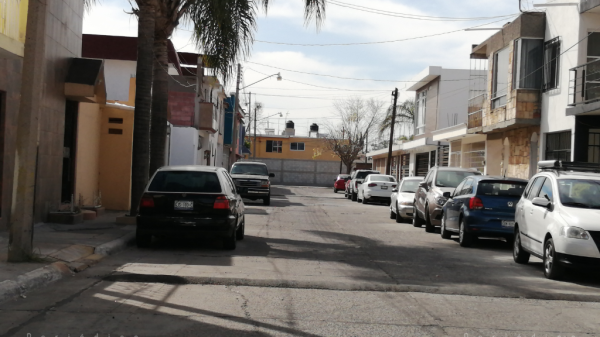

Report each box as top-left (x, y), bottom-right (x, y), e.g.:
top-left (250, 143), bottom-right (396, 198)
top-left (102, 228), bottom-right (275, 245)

top-left (513, 161), bottom-right (600, 280)
top-left (357, 174), bottom-right (397, 204)
top-left (390, 177), bottom-right (424, 223)
top-left (348, 169), bottom-right (381, 201)
top-left (229, 162), bottom-right (275, 205)
top-left (440, 176), bottom-right (528, 247)
top-left (414, 167), bottom-right (481, 233)
top-left (136, 166), bottom-right (245, 250)
top-left (334, 174), bottom-right (350, 193)
top-left (345, 178), bottom-right (353, 199)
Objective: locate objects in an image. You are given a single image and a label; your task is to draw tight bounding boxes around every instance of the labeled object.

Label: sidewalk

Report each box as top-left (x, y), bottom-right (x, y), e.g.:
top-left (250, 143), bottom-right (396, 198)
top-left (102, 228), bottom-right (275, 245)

top-left (0, 211), bottom-right (135, 303)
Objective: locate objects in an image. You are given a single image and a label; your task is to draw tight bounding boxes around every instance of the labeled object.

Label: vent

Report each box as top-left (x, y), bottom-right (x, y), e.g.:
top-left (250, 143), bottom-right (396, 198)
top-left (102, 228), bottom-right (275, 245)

top-left (109, 117), bottom-right (123, 124)
top-left (108, 128), bottom-right (123, 135)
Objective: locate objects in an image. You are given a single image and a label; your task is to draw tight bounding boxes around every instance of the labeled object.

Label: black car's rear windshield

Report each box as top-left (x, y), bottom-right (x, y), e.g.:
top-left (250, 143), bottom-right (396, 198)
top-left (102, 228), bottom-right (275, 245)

top-left (436, 171), bottom-right (480, 188)
top-left (477, 181), bottom-right (527, 197)
top-left (356, 171), bottom-right (379, 179)
top-left (231, 164), bottom-right (269, 176)
top-left (148, 171), bottom-right (222, 193)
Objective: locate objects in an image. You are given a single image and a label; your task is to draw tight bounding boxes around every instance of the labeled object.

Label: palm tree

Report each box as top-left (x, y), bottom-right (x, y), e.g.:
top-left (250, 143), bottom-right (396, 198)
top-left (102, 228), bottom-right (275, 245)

top-left (379, 98), bottom-right (415, 138)
top-left (131, 0), bottom-right (327, 216)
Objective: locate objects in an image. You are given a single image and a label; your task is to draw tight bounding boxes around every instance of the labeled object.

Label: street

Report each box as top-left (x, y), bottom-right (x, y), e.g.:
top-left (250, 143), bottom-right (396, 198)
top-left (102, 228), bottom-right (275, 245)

top-left (2, 186), bottom-right (600, 337)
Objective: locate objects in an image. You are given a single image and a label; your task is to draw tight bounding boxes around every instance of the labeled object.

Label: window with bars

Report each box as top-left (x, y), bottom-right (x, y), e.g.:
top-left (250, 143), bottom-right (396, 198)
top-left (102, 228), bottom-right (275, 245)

top-left (462, 142), bottom-right (485, 173)
top-left (543, 37), bottom-right (560, 92)
top-left (400, 154), bottom-right (410, 179)
top-left (450, 140), bottom-right (462, 168)
top-left (266, 140), bottom-right (283, 153)
top-left (545, 131), bottom-right (571, 161)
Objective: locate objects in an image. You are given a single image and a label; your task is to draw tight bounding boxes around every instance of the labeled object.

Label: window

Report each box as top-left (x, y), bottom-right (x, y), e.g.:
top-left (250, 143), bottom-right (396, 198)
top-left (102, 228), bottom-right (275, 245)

top-left (415, 90), bottom-right (427, 135)
top-left (148, 171), bottom-right (222, 193)
top-left (586, 32), bottom-right (600, 101)
top-left (477, 181), bottom-right (527, 197)
top-left (425, 169), bottom-right (435, 185)
top-left (545, 131), bottom-right (571, 161)
top-left (492, 47), bottom-right (510, 108)
top-left (454, 180), bottom-right (466, 196)
top-left (266, 140), bottom-right (282, 153)
top-left (557, 179), bottom-right (600, 208)
top-left (400, 180), bottom-right (421, 193)
top-left (527, 177), bottom-right (546, 201)
top-left (369, 175), bottom-right (396, 182)
top-left (459, 179), bottom-right (474, 196)
top-left (537, 178), bottom-right (554, 201)
top-left (436, 170), bottom-right (480, 189)
top-left (513, 38), bottom-right (543, 90)
top-left (231, 163), bottom-right (269, 175)
top-left (108, 128), bottom-right (123, 135)
top-left (588, 129), bottom-right (600, 164)
top-left (462, 142), bottom-right (485, 173)
top-left (108, 117), bottom-right (123, 124)
top-left (543, 37), bottom-right (560, 91)
top-left (290, 142), bottom-right (305, 151)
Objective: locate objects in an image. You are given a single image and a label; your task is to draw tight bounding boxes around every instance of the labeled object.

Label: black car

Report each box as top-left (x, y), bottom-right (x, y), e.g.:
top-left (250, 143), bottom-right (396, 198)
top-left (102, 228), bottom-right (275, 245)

top-left (136, 166), bottom-right (245, 250)
top-left (230, 162), bottom-right (275, 205)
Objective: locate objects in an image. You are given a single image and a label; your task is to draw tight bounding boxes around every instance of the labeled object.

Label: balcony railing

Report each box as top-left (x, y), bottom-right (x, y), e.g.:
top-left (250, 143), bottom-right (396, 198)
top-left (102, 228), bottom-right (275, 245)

top-left (467, 93), bottom-right (486, 129)
top-left (197, 102), bottom-right (218, 133)
top-left (568, 58), bottom-right (600, 107)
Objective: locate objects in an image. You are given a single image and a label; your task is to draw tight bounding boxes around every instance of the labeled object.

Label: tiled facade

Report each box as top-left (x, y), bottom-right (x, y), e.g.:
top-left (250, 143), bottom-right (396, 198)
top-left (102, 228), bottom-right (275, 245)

top-left (168, 91), bottom-right (195, 126)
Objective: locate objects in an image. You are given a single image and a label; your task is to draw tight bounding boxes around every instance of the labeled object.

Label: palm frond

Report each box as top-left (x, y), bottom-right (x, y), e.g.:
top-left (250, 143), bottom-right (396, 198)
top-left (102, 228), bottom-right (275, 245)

top-left (379, 98), bottom-right (415, 135)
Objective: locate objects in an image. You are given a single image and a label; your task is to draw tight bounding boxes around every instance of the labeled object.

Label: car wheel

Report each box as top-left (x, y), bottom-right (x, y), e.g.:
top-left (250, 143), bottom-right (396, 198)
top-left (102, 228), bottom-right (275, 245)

top-left (390, 206), bottom-right (397, 219)
top-left (412, 205), bottom-right (424, 228)
top-left (424, 205), bottom-right (435, 233)
top-left (334, 188), bottom-right (338, 193)
top-left (223, 230), bottom-right (237, 250)
top-left (352, 192), bottom-right (358, 201)
top-left (459, 219), bottom-right (473, 247)
top-left (395, 202), bottom-right (403, 223)
top-left (362, 196), bottom-right (368, 204)
top-left (544, 238), bottom-right (564, 280)
top-left (236, 217), bottom-right (245, 241)
top-left (263, 195), bottom-right (271, 206)
top-left (136, 232), bottom-right (152, 248)
top-left (440, 214), bottom-right (452, 239)
top-left (513, 229), bottom-right (530, 264)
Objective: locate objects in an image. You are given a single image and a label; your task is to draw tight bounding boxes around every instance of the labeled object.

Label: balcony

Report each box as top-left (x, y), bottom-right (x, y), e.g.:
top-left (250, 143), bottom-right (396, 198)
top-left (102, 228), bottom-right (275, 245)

top-left (581, 0), bottom-right (600, 13)
top-left (566, 59), bottom-right (600, 116)
top-left (197, 102), bottom-right (218, 133)
top-left (467, 93), bottom-right (485, 130)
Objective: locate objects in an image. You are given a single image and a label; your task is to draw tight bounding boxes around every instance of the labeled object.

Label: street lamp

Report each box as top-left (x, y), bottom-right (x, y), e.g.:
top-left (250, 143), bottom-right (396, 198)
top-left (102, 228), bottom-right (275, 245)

top-left (241, 72), bottom-right (282, 90)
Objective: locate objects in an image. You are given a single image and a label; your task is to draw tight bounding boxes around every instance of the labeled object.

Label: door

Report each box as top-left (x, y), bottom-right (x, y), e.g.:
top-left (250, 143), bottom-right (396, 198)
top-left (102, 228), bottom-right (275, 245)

top-left (61, 101), bottom-right (78, 203)
top-left (529, 177), bottom-right (555, 255)
top-left (446, 180), bottom-right (466, 229)
top-left (400, 154), bottom-right (410, 180)
top-left (519, 177), bottom-right (546, 251)
top-left (415, 153), bottom-right (429, 177)
top-left (450, 179), bottom-right (474, 230)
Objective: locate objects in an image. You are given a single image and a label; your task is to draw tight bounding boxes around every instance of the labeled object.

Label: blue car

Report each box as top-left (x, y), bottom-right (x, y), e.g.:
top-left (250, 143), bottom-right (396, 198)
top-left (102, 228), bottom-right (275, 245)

top-left (440, 176), bottom-right (528, 247)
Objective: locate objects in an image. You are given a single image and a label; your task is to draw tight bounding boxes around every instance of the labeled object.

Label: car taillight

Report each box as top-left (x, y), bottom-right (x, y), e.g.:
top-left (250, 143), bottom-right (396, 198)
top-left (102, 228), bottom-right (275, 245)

top-left (392, 184), bottom-right (397, 188)
top-left (355, 182), bottom-right (358, 188)
top-left (469, 197), bottom-right (484, 210)
top-left (214, 196), bottom-right (230, 209)
top-left (140, 195), bottom-right (154, 208)
top-left (368, 183), bottom-right (377, 187)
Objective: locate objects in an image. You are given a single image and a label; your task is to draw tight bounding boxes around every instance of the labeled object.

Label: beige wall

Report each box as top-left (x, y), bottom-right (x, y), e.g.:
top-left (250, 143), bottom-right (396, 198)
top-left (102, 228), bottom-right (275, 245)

top-left (98, 105), bottom-right (134, 211)
top-left (75, 103), bottom-right (101, 207)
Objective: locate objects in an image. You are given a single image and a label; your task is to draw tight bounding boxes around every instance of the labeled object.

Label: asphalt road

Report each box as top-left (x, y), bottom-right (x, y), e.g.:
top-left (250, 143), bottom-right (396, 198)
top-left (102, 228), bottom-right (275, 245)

top-left (2, 186), bottom-right (600, 336)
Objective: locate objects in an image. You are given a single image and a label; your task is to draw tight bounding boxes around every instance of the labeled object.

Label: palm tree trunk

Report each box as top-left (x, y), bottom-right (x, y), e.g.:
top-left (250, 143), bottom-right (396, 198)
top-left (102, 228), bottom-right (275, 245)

top-left (129, 3), bottom-right (156, 216)
top-left (149, 28), bottom-right (169, 176)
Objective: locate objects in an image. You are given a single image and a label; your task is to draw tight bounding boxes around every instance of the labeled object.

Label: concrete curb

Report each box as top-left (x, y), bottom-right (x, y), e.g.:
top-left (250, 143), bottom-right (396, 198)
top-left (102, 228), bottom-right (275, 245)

top-left (0, 262), bottom-right (72, 303)
top-left (1, 230), bottom-right (135, 304)
top-left (94, 231), bottom-right (136, 256)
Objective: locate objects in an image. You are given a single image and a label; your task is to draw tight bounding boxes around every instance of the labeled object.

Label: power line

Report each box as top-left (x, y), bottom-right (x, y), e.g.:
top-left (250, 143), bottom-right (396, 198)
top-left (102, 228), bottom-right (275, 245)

top-left (255, 16), bottom-right (517, 47)
top-left (328, 0), bottom-right (518, 21)
top-left (247, 61), bottom-right (484, 83)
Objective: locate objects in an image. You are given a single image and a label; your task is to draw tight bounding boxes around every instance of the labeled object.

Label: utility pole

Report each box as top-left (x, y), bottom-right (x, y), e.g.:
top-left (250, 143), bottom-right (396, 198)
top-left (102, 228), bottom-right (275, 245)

top-left (8, 0), bottom-right (47, 261)
top-left (364, 132), bottom-right (369, 164)
top-left (248, 92), bottom-right (251, 150)
top-left (339, 129), bottom-right (345, 174)
top-left (253, 102), bottom-right (258, 159)
top-left (386, 88), bottom-right (399, 175)
top-left (230, 63), bottom-right (241, 169)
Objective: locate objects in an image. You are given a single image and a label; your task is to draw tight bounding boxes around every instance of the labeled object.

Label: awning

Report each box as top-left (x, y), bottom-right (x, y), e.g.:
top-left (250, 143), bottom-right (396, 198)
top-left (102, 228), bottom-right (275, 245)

top-left (64, 58), bottom-right (106, 104)
top-left (432, 123), bottom-right (487, 142)
top-left (402, 137), bottom-right (445, 153)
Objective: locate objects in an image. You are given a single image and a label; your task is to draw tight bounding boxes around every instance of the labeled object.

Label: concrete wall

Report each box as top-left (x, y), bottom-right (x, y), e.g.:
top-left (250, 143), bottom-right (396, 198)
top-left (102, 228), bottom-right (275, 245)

top-left (244, 158), bottom-right (348, 187)
top-left (169, 126), bottom-right (199, 166)
top-left (75, 102), bottom-right (101, 207)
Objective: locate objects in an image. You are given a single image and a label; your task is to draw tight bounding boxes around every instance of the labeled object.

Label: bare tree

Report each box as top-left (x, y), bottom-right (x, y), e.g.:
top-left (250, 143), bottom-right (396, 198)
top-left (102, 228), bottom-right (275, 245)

top-left (323, 98), bottom-right (385, 174)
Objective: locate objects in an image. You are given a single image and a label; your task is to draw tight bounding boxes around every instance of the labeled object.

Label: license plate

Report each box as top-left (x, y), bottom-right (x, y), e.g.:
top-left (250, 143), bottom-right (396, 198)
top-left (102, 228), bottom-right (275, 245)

top-left (381, 186), bottom-right (388, 190)
top-left (502, 220), bottom-right (515, 228)
top-left (174, 200), bottom-right (194, 210)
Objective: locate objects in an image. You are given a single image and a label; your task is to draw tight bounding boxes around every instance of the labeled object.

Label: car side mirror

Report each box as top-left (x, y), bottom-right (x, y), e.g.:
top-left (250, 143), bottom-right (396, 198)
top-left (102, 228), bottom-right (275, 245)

top-left (392, 188), bottom-right (398, 193)
top-left (269, 173), bottom-right (275, 178)
top-left (443, 192), bottom-right (452, 198)
top-left (532, 197), bottom-right (551, 208)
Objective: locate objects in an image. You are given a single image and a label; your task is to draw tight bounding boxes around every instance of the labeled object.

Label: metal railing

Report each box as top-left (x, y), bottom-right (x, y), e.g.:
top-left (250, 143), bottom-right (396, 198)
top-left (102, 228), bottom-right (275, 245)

top-left (568, 58), bottom-right (600, 106)
top-left (468, 93), bottom-right (486, 129)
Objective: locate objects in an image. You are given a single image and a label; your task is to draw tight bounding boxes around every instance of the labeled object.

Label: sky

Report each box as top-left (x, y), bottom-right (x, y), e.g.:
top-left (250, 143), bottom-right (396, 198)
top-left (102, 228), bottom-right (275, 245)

top-left (83, 0), bottom-right (541, 138)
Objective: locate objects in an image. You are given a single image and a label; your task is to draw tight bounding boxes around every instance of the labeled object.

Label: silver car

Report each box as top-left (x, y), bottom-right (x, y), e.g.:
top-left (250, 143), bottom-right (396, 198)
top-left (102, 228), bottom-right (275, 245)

top-left (390, 177), bottom-right (424, 223)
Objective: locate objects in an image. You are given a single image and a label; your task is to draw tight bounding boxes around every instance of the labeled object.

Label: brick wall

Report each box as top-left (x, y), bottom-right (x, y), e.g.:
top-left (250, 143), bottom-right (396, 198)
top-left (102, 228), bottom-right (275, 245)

top-left (168, 91), bottom-right (195, 126)
top-left (505, 126), bottom-right (540, 179)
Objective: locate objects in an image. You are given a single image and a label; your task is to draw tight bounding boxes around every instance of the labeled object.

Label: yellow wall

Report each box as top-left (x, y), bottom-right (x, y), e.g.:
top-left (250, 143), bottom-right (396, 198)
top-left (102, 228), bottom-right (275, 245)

top-left (98, 105), bottom-right (134, 211)
top-left (75, 102), bottom-right (102, 207)
top-left (250, 136), bottom-right (340, 161)
top-left (0, 0), bottom-right (28, 56)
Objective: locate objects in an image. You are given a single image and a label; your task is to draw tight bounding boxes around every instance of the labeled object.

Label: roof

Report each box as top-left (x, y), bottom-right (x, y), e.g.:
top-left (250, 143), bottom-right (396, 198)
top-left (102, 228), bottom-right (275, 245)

top-left (541, 171), bottom-right (600, 179)
top-left (472, 175), bottom-right (528, 183)
top-left (434, 166), bottom-right (481, 172)
top-left (402, 176), bottom-right (425, 180)
top-left (157, 165), bottom-right (222, 172)
top-left (233, 161), bottom-right (268, 166)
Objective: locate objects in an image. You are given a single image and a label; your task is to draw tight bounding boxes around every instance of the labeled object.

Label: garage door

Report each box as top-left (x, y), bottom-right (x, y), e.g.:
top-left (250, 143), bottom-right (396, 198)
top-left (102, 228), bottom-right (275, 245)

top-left (415, 153), bottom-right (430, 177)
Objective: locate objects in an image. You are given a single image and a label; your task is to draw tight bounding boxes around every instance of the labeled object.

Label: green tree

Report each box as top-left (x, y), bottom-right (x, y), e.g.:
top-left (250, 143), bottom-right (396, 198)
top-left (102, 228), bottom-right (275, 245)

top-left (379, 98), bottom-right (415, 138)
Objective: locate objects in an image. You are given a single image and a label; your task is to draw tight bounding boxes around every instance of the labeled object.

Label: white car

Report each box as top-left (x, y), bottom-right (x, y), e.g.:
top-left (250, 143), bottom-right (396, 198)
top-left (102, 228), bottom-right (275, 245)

top-left (513, 160), bottom-right (600, 279)
top-left (348, 169), bottom-right (380, 201)
top-left (390, 177), bottom-right (424, 223)
top-left (357, 174), bottom-right (397, 205)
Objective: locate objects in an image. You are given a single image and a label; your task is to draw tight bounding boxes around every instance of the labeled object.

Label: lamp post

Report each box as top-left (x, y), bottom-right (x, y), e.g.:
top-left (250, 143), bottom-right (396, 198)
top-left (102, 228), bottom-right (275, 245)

top-left (240, 72), bottom-right (282, 160)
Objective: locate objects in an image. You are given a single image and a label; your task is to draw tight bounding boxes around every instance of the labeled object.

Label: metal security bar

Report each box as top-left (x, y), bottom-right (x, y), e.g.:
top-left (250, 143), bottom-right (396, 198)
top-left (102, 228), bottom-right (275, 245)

top-left (468, 93), bottom-right (486, 129)
top-left (568, 58), bottom-right (600, 106)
